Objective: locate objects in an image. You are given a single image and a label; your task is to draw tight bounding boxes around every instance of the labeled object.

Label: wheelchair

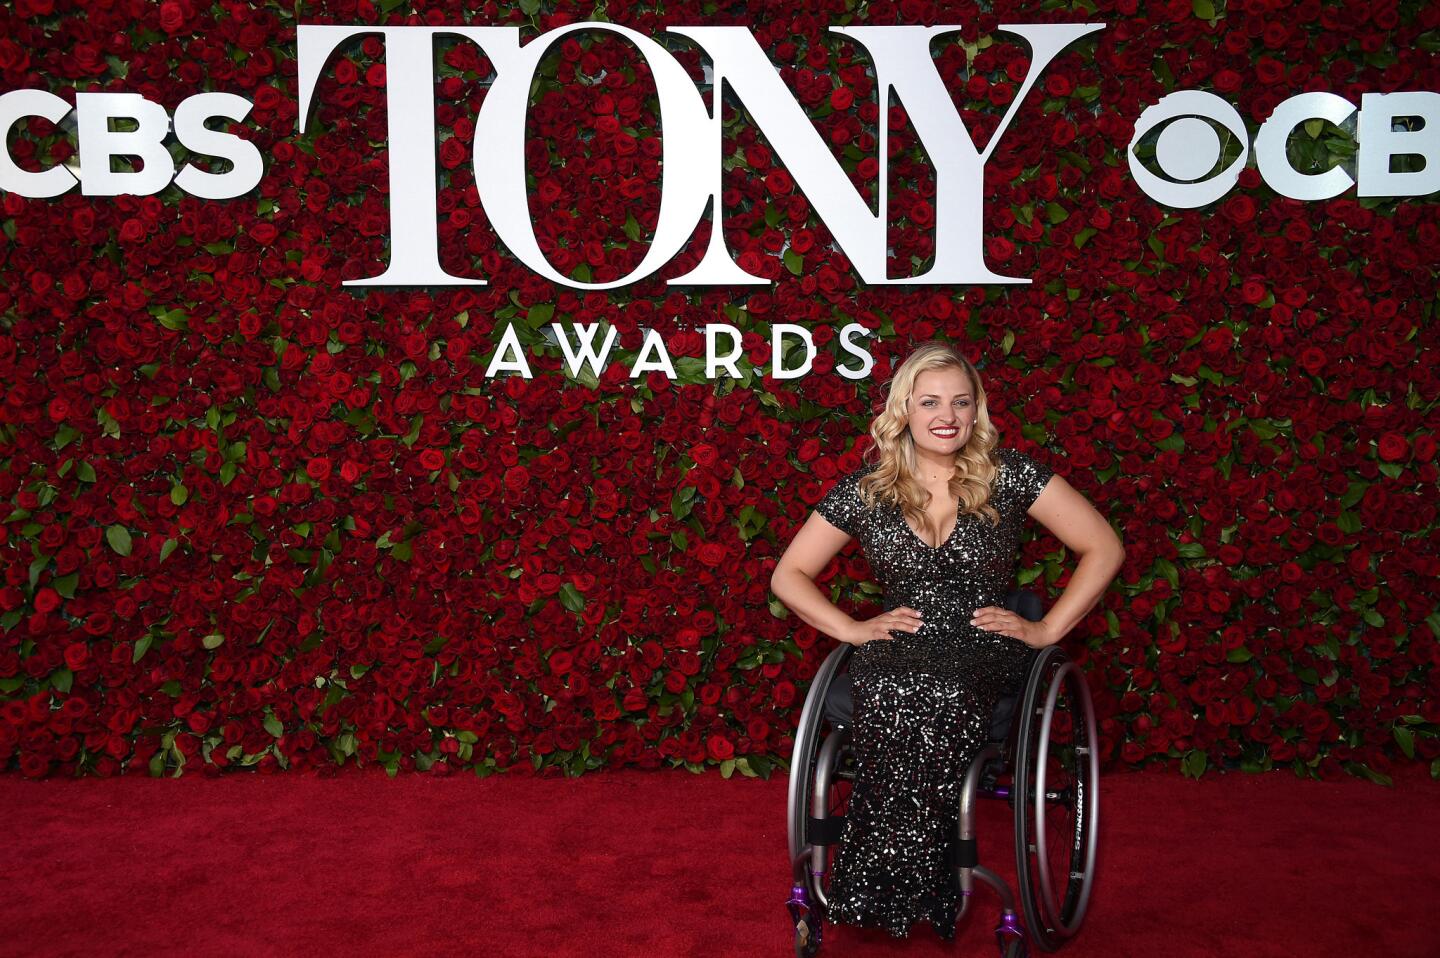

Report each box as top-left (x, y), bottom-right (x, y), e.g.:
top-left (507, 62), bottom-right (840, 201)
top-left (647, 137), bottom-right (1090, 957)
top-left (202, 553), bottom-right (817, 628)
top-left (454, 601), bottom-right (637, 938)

top-left (785, 591), bottom-right (1099, 957)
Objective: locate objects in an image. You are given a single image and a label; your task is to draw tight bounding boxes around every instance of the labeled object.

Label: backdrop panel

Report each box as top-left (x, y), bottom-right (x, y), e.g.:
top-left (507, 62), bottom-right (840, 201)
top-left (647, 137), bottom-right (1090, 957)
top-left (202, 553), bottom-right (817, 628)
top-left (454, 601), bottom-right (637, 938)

top-left (0, 0), bottom-right (1436, 781)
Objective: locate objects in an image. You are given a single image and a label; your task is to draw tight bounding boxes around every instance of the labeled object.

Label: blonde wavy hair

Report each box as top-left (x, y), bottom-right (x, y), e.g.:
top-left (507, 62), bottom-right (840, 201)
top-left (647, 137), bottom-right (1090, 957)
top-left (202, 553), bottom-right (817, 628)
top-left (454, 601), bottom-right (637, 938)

top-left (857, 341), bottom-right (1001, 537)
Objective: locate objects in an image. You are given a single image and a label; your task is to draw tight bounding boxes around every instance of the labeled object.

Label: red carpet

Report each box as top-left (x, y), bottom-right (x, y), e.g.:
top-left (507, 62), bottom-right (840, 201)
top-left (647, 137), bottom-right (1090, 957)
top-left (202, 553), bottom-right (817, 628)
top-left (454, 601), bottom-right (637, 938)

top-left (2, 768), bottom-right (1436, 958)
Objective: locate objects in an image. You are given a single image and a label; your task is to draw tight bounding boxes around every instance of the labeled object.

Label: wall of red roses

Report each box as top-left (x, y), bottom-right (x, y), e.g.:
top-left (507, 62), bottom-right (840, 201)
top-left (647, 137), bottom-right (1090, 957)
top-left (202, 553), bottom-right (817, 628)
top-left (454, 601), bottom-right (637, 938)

top-left (1, 0), bottom-right (1437, 781)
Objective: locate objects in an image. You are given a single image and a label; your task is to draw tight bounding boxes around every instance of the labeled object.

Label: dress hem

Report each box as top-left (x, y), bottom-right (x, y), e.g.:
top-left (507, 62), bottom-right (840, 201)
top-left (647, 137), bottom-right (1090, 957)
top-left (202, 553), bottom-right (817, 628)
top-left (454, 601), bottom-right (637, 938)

top-left (827, 897), bottom-right (958, 942)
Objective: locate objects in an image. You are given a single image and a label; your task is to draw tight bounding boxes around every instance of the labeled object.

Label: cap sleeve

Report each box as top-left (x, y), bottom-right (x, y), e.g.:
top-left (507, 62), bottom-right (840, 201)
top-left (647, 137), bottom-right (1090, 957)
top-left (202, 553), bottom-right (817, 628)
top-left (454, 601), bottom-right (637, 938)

top-left (998, 447), bottom-right (1054, 510)
top-left (815, 469), bottom-right (865, 538)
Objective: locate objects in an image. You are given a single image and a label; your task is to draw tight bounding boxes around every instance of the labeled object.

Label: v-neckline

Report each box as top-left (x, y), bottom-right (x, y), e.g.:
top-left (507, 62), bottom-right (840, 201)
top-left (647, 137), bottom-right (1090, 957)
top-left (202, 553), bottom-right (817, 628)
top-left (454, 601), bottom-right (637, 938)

top-left (902, 500), bottom-right (960, 551)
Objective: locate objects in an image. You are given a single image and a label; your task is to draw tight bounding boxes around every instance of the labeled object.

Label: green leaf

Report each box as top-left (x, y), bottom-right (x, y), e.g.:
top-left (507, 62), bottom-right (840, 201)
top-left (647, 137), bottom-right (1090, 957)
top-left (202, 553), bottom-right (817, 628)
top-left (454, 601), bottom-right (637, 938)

top-left (51, 668), bottom-right (74, 693)
top-left (76, 461), bottom-right (96, 483)
top-left (1181, 749), bottom-right (1207, 779)
top-left (1155, 558), bottom-right (1179, 590)
top-left (1340, 482), bottom-right (1368, 509)
top-left (1393, 725), bottom-right (1415, 759)
top-left (783, 249), bottom-right (803, 276)
top-left (171, 483), bottom-right (188, 506)
top-left (558, 582), bottom-right (585, 613)
top-left (28, 555), bottom-right (48, 589)
top-left (133, 633), bottom-right (153, 663)
top-left (1192, 0), bottom-right (1216, 20)
top-left (720, 758), bottom-right (736, 779)
top-left (264, 714), bottom-right (284, 738)
top-left (160, 538), bottom-right (179, 562)
top-left (1343, 761), bottom-right (1393, 786)
top-left (155, 308), bottom-right (188, 331)
top-left (106, 524), bottom-right (133, 556)
top-left (401, 414), bottom-right (423, 447)
top-left (202, 633), bottom-right (224, 650)
top-left (53, 424), bottom-right (80, 450)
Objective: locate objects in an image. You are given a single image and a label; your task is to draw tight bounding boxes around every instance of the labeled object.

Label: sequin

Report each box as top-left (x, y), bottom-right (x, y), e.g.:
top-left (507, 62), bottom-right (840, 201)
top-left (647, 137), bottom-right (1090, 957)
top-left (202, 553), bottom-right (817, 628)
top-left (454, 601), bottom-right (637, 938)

top-left (813, 447), bottom-right (1054, 940)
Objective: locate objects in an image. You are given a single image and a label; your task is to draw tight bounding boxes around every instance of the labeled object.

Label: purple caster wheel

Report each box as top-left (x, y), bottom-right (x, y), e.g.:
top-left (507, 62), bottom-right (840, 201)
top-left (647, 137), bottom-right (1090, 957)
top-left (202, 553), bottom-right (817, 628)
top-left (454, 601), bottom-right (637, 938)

top-left (787, 883), bottom-right (823, 957)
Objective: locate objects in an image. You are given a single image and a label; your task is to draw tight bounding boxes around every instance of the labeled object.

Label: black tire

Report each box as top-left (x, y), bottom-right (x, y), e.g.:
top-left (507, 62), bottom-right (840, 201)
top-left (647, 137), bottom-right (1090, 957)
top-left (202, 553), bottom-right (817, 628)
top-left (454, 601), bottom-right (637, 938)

top-left (1013, 646), bottom-right (1100, 952)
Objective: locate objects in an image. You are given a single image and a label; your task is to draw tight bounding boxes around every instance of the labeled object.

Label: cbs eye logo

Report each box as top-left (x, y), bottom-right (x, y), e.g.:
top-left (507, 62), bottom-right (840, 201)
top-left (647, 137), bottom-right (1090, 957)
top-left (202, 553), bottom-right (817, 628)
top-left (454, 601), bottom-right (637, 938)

top-left (1128, 90), bottom-right (1439, 208)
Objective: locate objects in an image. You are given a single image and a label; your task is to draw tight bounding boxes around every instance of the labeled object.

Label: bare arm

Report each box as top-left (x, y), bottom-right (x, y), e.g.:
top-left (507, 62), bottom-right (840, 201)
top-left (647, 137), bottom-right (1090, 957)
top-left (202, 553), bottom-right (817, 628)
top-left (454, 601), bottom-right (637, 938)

top-left (971, 475), bottom-right (1126, 647)
top-left (770, 513), bottom-right (922, 646)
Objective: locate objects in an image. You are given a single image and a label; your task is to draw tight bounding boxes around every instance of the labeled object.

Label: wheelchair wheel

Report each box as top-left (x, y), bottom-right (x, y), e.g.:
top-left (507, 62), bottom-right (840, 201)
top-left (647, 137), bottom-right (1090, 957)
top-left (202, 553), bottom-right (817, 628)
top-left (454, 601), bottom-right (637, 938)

top-left (786, 644), bottom-right (855, 954)
top-left (1012, 645), bottom-right (1099, 952)
top-left (786, 644), bottom-right (853, 865)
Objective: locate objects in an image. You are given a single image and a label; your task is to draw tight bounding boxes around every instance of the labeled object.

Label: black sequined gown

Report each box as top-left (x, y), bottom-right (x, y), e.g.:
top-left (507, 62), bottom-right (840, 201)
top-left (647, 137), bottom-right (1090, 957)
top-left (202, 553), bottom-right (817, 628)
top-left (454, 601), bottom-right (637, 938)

top-left (812, 446), bottom-right (1055, 939)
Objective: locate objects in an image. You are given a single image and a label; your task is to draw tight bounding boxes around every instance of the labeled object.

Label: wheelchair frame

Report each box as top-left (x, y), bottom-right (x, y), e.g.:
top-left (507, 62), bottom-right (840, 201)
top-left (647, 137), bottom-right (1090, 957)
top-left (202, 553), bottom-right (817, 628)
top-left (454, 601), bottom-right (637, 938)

top-left (785, 593), bottom-right (1100, 957)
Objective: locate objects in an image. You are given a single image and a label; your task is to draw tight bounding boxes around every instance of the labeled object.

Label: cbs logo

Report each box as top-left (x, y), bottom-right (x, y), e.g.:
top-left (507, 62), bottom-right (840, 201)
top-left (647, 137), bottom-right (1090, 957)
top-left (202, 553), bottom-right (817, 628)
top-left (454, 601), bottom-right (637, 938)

top-left (1128, 90), bottom-right (1438, 207)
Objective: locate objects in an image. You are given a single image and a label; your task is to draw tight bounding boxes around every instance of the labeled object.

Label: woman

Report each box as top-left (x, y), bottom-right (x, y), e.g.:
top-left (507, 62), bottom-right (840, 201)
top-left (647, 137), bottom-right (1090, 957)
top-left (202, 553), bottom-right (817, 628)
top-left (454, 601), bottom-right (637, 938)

top-left (770, 341), bottom-right (1125, 940)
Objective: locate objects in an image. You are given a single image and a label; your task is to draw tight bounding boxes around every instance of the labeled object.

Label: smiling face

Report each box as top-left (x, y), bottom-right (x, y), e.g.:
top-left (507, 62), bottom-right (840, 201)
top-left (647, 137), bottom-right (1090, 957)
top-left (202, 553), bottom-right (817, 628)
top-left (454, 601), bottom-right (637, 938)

top-left (906, 366), bottom-right (976, 464)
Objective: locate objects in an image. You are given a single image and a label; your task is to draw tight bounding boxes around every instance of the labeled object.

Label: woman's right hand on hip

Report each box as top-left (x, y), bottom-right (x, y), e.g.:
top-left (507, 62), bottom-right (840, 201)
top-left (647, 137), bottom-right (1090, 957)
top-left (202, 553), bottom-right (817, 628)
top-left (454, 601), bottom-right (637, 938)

top-left (841, 607), bottom-right (923, 645)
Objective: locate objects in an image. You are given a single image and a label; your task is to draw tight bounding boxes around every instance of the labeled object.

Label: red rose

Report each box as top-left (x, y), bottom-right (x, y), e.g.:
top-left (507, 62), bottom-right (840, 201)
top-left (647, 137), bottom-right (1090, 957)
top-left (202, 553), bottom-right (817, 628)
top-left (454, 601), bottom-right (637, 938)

top-left (305, 458), bottom-right (332, 481)
top-left (691, 443), bottom-right (719, 468)
top-left (438, 137), bottom-right (468, 170)
top-left (706, 734), bottom-right (735, 761)
top-left (697, 543), bottom-right (727, 567)
top-left (1297, 347), bottom-right (1327, 374)
top-left (1377, 433), bottom-right (1409, 463)
top-left (33, 587), bottom-right (61, 613)
top-left (63, 642), bottom-right (89, 670)
top-left (158, 1), bottom-right (185, 34)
